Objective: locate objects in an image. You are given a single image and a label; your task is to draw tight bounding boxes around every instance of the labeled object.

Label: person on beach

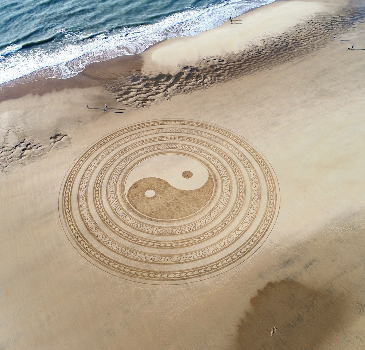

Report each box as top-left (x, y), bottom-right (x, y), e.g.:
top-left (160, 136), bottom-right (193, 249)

top-left (104, 104), bottom-right (107, 111)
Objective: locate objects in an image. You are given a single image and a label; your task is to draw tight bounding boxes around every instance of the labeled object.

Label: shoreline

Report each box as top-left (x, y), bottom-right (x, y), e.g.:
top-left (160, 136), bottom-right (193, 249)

top-left (0, 0), bottom-right (356, 101)
top-left (2, 0), bottom-right (363, 105)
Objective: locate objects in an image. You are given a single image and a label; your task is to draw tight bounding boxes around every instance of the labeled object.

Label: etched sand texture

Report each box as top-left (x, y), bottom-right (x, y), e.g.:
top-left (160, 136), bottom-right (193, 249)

top-left (1, 0), bottom-right (365, 348)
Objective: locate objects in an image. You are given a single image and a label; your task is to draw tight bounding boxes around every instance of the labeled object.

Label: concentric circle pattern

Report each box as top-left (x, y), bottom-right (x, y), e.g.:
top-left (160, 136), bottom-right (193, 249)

top-left (60, 120), bottom-right (279, 284)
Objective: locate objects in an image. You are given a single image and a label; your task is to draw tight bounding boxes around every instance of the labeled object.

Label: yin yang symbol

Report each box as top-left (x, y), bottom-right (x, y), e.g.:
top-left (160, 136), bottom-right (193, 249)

top-left (125, 153), bottom-right (214, 220)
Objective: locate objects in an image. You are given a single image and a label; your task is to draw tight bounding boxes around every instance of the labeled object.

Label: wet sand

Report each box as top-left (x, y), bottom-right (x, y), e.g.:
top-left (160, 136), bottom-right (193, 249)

top-left (1, 0), bottom-right (365, 349)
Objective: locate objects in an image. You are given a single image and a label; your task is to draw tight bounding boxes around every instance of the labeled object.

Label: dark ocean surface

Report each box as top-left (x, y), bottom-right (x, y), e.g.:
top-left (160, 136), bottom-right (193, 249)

top-left (0, 0), bottom-right (275, 85)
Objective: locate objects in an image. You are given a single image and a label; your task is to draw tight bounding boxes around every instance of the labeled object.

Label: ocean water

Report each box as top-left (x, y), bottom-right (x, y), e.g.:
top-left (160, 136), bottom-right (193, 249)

top-left (0, 0), bottom-right (274, 85)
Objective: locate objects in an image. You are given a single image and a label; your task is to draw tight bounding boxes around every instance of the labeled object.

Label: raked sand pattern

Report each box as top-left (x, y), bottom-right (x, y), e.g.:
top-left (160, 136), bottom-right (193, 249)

top-left (59, 120), bottom-right (279, 283)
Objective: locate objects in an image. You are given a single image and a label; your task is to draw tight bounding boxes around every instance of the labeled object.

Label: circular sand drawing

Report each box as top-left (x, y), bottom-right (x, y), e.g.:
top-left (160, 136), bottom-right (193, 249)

top-left (59, 120), bottom-right (279, 284)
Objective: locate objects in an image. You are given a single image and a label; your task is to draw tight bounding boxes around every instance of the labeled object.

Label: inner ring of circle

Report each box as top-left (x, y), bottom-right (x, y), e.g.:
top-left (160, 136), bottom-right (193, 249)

top-left (121, 151), bottom-right (217, 222)
top-left (104, 143), bottom-right (236, 235)
top-left (101, 139), bottom-right (247, 237)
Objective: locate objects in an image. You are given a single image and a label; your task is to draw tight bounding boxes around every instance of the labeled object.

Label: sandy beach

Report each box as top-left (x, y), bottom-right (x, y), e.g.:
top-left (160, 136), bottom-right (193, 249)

top-left (1, 0), bottom-right (365, 349)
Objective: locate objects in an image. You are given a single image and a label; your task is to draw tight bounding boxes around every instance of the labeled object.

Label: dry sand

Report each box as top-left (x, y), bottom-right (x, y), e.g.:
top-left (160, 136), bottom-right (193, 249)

top-left (1, 0), bottom-right (365, 349)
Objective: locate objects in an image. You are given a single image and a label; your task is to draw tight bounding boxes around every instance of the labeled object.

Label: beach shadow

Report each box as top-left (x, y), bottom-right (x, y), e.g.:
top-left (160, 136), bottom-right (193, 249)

top-left (235, 280), bottom-right (350, 350)
top-left (234, 210), bottom-right (365, 349)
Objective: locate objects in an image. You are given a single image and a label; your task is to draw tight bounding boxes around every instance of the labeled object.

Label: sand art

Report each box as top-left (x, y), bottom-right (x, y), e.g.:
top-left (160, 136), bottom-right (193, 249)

top-left (59, 120), bottom-right (279, 283)
top-left (2, 1), bottom-right (365, 348)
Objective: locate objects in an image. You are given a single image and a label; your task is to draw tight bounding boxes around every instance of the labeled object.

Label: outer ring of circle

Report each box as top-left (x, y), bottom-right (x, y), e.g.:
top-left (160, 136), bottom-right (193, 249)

top-left (59, 119), bottom-right (280, 285)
